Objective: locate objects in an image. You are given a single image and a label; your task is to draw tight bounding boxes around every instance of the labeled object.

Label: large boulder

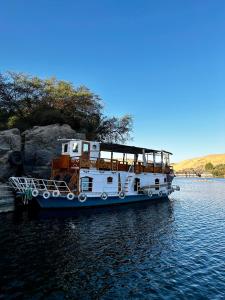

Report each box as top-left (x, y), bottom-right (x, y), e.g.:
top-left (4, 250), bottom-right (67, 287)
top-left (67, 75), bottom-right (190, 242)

top-left (0, 128), bottom-right (22, 181)
top-left (23, 124), bottom-right (85, 178)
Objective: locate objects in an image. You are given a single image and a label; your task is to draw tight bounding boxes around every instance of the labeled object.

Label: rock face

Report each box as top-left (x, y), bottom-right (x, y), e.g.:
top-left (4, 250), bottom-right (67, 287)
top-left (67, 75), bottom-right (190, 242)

top-left (0, 124), bottom-right (86, 181)
top-left (0, 128), bottom-right (22, 181)
top-left (23, 124), bottom-right (85, 178)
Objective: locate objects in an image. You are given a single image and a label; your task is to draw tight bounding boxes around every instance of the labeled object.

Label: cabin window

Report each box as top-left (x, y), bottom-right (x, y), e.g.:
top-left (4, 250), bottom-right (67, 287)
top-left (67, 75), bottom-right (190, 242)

top-left (155, 178), bottom-right (160, 190)
top-left (107, 176), bottom-right (113, 184)
top-left (83, 143), bottom-right (89, 153)
top-left (81, 176), bottom-right (93, 192)
top-left (164, 178), bottom-right (167, 183)
top-left (72, 142), bottom-right (79, 153)
top-left (63, 143), bottom-right (68, 153)
top-left (134, 178), bottom-right (140, 192)
top-left (92, 144), bottom-right (97, 150)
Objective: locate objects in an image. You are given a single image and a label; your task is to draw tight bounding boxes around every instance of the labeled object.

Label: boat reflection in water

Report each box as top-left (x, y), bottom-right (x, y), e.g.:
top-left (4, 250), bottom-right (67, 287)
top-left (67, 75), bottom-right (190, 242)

top-left (2, 179), bottom-right (225, 299)
top-left (11, 198), bottom-right (175, 296)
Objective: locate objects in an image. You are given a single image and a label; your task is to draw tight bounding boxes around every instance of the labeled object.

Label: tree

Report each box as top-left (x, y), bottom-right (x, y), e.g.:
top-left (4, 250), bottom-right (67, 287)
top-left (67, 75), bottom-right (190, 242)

top-left (0, 72), bottom-right (133, 143)
top-left (95, 115), bottom-right (133, 143)
top-left (212, 164), bottom-right (225, 177)
top-left (205, 162), bottom-right (214, 171)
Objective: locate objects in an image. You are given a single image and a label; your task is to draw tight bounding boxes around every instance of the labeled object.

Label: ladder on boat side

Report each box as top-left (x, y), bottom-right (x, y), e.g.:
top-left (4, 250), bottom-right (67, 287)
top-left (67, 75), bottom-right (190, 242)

top-left (124, 164), bottom-right (135, 193)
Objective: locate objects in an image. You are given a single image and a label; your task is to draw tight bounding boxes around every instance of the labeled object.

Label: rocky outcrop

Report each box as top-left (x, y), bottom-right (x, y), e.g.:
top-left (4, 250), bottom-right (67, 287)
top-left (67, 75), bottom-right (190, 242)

top-left (0, 124), bottom-right (86, 180)
top-left (0, 128), bottom-right (22, 181)
top-left (23, 124), bottom-right (85, 178)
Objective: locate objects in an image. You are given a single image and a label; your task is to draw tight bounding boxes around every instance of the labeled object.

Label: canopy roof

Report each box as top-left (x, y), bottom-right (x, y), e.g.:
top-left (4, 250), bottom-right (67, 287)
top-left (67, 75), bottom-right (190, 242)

top-left (100, 143), bottom-right (172, 155)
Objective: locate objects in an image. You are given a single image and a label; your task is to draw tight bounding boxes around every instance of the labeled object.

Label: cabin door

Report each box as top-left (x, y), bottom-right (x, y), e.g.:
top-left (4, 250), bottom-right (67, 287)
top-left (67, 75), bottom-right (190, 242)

top-left (81, 142), bottom-right (90, 160)
top-left (134, 178), bottom-right (140, 192)
top-left (155, 178), bottom-right (160, 190)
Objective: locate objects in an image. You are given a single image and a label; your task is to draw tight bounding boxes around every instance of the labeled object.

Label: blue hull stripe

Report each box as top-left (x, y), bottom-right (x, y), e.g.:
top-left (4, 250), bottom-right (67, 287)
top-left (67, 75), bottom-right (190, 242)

top-left (35, 194), bottom-right (168, 208)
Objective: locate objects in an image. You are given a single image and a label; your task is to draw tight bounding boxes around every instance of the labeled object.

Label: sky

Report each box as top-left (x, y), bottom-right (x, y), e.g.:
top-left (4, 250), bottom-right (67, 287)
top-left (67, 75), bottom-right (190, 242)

top-left (0, 0), bottom-right (225, 162)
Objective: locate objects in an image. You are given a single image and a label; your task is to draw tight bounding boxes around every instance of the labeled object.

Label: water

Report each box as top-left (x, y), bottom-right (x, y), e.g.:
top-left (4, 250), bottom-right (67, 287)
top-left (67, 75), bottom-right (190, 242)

top-left (0, 183), bottom-right (14, 213)
top-left (1, 178), bottom-right (225, 299)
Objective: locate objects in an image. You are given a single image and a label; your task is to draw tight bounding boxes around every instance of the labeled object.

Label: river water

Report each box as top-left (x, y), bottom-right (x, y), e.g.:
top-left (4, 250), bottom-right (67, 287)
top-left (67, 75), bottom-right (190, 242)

top-left (0, 178), bottom-right (225, 299)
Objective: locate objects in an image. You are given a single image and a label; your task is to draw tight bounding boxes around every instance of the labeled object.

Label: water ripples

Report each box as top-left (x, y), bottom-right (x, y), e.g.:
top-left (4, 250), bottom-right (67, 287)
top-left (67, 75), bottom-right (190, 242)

top-left (0, 178), bottom-right (225, 299)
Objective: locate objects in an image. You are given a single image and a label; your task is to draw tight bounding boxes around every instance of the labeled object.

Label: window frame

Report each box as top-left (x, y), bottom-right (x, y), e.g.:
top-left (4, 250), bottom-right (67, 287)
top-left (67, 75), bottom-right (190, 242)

top-left (107, 176), bottom-right (113, 184)
top-left (63, 143), bottom-right (68, 153)
top-left (72, 142), bottom-right (79, 153)
top-left (82, 142), bottom-right (89, 153)
top-left (81, 176), bottom-right (93, 192)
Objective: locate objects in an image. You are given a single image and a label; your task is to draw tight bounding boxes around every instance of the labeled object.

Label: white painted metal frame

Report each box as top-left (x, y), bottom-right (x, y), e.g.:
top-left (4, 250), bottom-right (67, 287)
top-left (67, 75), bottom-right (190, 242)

top-left (9, 177), bottom-right (71, 195)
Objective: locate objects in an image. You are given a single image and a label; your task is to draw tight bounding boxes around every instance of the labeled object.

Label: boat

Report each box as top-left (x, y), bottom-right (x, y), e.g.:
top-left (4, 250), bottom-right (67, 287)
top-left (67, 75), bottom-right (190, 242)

top-left (9, 139), bottom-right (180, 208)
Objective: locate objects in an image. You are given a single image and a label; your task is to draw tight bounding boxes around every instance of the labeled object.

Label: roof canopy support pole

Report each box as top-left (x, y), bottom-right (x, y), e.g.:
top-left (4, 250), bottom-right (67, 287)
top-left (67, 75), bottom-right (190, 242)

top-left (134, 153), bottom-right (138, 172)
top-left (111, 151), bottom-right (113, 170)
top-left (142, 149), bottom-right (147, 167)
top-left (161, 151), bottom-right (164, 173)
top-left (164, 153), bottom-right (169, 166)
top-left (134, 153), bottom-right (138, 163)
top-left (153, 152), bottom-right (156, 173)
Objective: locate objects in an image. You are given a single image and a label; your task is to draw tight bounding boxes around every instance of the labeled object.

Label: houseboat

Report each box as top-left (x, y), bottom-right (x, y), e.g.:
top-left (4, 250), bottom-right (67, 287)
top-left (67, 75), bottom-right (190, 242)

top-left (9, 139), bottom-right (180, 208)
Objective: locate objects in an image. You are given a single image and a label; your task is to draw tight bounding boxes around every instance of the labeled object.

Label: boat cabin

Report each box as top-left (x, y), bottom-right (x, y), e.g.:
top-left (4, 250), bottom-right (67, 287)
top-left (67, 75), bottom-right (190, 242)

top-left (52, 139), bottom-right (173, 176)
top-left (61, 140), bottom-right (100, 160)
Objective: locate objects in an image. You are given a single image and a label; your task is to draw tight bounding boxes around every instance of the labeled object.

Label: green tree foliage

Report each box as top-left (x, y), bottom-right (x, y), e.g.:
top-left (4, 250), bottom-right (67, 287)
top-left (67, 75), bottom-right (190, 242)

top-left (211, 164), bottom-right (225, 177)
top-left (95, 115), bottom-right (133, 143)
top-left (0, 72), bottom-right (132, 143)
top-left (205, 162), bottom-right (214, 171)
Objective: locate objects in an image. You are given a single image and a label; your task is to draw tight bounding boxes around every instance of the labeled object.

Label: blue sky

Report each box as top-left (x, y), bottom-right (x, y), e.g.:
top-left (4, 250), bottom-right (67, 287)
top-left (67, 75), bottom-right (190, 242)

top-left (1, 0), bottom-right (225, 161)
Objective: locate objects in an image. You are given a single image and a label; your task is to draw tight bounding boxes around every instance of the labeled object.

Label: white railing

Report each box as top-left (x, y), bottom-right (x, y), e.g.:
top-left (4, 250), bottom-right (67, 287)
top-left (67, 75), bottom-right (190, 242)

top-left (9, 177), bottom-right (71, 195)
top-left (140, 183), bottom-right (170, 190)
top-left (139, 183), bottom-right (180, 193)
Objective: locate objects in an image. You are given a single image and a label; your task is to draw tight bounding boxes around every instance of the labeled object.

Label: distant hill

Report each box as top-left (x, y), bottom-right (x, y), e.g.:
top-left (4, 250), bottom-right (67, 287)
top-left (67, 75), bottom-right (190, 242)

top-left (174, 153), bottom-right (225, 172)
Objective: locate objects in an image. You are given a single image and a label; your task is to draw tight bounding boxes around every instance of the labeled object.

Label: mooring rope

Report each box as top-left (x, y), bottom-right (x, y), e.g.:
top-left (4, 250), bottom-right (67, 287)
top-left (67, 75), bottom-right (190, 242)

top-left (23, 188), bottom-right (33, 204)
